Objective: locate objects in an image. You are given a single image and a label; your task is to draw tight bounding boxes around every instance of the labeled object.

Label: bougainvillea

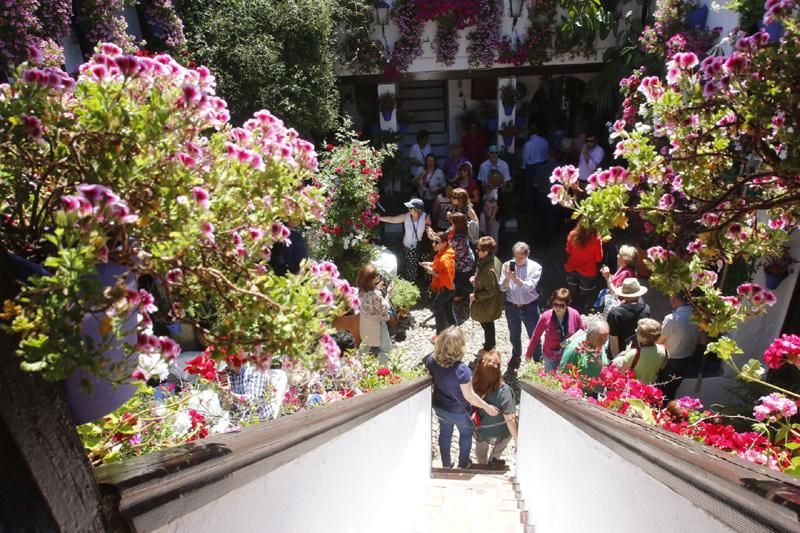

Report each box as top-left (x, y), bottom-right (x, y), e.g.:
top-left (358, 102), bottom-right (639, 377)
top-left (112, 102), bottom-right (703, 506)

top-left (0, 43), bottom-right (359, 385)
top-left (138, 0), bottom-right (187, 53)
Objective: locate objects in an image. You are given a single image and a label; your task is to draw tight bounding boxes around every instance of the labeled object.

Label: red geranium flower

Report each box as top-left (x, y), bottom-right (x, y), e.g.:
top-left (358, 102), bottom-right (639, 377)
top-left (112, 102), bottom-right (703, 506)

top-left (185, 354), bottom-right (217, 381)
top-left (376, 367), bottom-right (391, 377)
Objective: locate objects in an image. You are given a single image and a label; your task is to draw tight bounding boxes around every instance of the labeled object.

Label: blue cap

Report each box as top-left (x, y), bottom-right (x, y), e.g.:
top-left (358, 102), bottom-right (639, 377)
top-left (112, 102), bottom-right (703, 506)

top-left (488, 145), bottom-right (499, 153)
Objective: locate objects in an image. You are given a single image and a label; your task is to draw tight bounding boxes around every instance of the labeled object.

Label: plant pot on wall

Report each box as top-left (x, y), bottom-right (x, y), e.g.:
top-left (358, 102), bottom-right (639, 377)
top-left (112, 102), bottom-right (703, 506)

top-left (64, 262), bottom-right (138, 425)
top-left (686, 5), bottom-right (708, 29)
top-left (764, 271), bottom-right (787, 290)
top-left (381, 109), bottom-right (394, 122)
top-left (503, 103), bottom-right (515, 116)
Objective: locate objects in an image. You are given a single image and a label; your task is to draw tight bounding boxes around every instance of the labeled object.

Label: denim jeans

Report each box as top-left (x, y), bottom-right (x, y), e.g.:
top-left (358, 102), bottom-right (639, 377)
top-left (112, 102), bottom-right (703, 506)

top-left (543, 356), bottom-right (560, 373)
top-left (506, 300), bottom-right (541, 368)
top-left (434, 405), bottom-right (473, 468)
top-left (433, 288), bottom-right (457, 333)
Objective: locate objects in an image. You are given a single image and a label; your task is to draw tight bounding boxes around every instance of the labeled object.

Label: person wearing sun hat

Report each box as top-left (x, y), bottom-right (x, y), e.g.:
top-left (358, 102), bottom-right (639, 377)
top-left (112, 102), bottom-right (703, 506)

top-left (477, 145), bottom-right (511, 191)
top-left (379, 198), bottom-right (429, 283)
top-left (607, 277), bottom-right (651, 357)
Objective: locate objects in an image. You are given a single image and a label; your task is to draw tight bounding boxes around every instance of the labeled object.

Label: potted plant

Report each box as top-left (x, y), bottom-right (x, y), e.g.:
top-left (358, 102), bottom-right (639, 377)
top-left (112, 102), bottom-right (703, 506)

top-left (389, 277), bottom-right (420, 318)
top-left (760, 246), bottom-right (797, 290)
top-left (498, 82), bottom-right (519, 116)
top-left (378, 91), bottom-right (397, 122)
top-left (686, 2), bottom-right (708, 29)
top-left (0, 44), bottom-right (358, 424)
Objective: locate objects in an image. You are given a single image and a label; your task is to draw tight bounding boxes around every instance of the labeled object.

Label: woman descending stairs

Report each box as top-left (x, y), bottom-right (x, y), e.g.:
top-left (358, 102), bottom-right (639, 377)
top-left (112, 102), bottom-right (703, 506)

top-left (411, 467), bottom-right (533, 533)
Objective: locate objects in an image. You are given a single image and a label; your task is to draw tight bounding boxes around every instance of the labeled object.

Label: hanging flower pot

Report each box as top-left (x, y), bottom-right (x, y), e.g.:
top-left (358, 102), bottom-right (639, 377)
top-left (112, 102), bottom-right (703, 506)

top-left (503, 102), bottom-right (515, 116)
top-left (764, 271), bottom-right (787, 290)
top-left (502, 134), bottom-right (514, 148)
top-left (686, 5), bottom-right (708, 29)
top-left (381, 109), bottom-right (394, 122)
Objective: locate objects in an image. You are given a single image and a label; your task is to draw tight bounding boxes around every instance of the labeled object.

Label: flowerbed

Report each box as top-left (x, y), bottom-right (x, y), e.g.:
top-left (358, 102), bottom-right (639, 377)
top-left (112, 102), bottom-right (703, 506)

top-left (520, 362), bottom-right (800, 476)
top-left (80, 348), bottom-right (423, 466)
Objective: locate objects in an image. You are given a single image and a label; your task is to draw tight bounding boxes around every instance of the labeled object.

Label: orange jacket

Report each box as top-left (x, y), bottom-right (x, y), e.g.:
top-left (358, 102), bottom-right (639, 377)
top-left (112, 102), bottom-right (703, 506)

top-left (431, 246), bottom-right (455, 292)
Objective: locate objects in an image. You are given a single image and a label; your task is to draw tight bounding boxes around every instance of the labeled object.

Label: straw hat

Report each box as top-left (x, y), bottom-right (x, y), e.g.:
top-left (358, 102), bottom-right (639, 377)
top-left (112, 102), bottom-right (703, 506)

top-left (614, 278), bottom-right (648, 299)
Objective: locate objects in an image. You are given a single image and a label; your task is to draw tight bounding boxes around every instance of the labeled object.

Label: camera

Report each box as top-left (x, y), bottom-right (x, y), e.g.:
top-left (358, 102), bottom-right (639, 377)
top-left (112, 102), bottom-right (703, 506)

top-left (508, 261), bottom-right (515, 272)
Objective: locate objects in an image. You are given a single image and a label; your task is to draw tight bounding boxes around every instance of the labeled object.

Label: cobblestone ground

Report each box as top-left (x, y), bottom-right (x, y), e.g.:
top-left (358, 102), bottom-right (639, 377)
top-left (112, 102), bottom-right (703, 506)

top-left (392, 221), bottom-right (670, 473)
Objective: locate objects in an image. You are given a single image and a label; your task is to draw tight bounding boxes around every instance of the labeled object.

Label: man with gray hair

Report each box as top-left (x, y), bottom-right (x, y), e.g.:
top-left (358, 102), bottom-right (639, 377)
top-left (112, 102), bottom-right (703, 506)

top-left (559, 315), bottom-right (610, 378)
top-left (499, 241), bottom-right (543, 373)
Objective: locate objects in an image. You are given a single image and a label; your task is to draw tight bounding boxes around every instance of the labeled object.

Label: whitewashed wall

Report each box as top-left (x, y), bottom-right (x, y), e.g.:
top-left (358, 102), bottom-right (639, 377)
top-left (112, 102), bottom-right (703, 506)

top-left (516, 390), bottom-right (734, 533)
top-left (151, 388), bottom-right (432, 533)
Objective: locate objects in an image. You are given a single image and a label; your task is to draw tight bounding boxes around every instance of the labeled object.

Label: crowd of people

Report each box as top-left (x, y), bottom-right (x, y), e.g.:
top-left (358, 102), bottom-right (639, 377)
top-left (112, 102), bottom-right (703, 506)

top-left (368, 123), bottom-right (714, 468)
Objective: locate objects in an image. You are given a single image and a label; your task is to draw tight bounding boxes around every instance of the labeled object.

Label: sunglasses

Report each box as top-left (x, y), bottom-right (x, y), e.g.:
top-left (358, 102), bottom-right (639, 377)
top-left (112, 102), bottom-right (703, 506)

top-left (552, 302), bottom-right (567, 309)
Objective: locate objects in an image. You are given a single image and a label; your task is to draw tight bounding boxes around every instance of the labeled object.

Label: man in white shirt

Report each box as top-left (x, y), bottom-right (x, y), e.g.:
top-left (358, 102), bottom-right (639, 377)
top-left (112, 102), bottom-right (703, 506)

top-left (498, 241), bottom-right (543, 373)
top-left (409, 130), bottom-right (431, 179)
top-left (477, 145), bottom-right (511, 191)
top-left (577, 134), bottom-right (604, 184)
top-left (657, 292), bottom-right (702, 400)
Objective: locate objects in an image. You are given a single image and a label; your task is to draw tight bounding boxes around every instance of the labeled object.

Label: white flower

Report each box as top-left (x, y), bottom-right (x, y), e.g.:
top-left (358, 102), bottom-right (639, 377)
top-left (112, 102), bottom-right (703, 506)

top-left (172, 411), bottom-right (191, 435)
top-left (138, 352), bottom-right (170, 381)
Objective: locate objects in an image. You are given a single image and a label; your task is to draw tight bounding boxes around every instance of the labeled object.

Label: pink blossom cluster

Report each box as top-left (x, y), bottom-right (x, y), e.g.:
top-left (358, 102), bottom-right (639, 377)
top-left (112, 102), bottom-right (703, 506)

top-left (699, 32), bottom-right (769, 99)
top-left (646, 246), bottom-right (677, 263)
top-left (132, 332), bottom-right (181, 380)
top-left (675, 396), bottom-right (703, 411)
top-left (415, 0), bottom-right (479, 28)
top-left (61, 183), bottom-right (139, 226)
top-left (466, 0), bottom-right (502, 68)
top-left (139, 0), bottom-right (187, 51)
top-left (762, 334), bottom-right (800, 369)
top-left (310, 261), bottom-right (360, 313)
top-left (226, 109), bottom-right (318, 174)
top-left (76, 43), bottom-right (230, 131)
top-left (585, 166), bottom-right (634, 193)
top-left (638, 76), bottom-right (664, 102)
top-left (735, 283), bottom-right (777, 312)
top-left (753, 392), bottom-right (798, 421)
top-left (432, 22), bottom-right (458, 67)
top-left (320, 333), bottom-right (341, 372)
top-left (388, 0), bottom-right (424, 73)
top-left (764, 0), bottom-right (798, 24)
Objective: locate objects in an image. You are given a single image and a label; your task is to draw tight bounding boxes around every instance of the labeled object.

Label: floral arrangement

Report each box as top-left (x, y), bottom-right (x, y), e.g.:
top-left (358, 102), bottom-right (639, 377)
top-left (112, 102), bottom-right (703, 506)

top-left (0, 0), bottom-right (72, 68)
top-left (138, 0), bottom-right (187, 53)
top-left (388, 0), bottom-right (424, 74)
top-left (498, 82), bottom-right (519, 105)
top-left (0, 44), bottom-right (359, 390)
top-left (335, 0), bottom-right (390, 74)
top-left (640, 0), bottom-right (720, 60)
top-left (665, 27), bottom-right (722, 59)
top-left (310, 126), bottom-right (390, 283)
top-left (521, 362), bottom-right (800, 475)
top-left (759, 246), bottom-right (797, 278)
top-left (378, 91), bottom-right (397, 113)
top-left (73, 0), bottom-right (139, 52)
top-left (466, 0), bottom-right (502, 68)
top-left (548, 3), bottom-right (800, 389)
top-left (763, 335), bottom-right (800, 370)
top-left (432, 17), bottom-right (459, 66)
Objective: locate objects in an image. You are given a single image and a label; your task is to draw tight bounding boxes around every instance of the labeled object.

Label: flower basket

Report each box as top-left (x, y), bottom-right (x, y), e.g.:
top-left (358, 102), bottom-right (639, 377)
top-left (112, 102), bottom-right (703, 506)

top-left (686, 5), bottom-right (708, 29)
top-left (764, 271), bottom-right (787, 290)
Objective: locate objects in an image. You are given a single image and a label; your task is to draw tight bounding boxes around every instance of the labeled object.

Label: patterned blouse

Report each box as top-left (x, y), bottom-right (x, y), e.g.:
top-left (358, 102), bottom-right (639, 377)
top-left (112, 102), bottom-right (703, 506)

top-left (451, 233), bottom-right (475, 273)
top-left (360, 289), bottom-right (390, 321)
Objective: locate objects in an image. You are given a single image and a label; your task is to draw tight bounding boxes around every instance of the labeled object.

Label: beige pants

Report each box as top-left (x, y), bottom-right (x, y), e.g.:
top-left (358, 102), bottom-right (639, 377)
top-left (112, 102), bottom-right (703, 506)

top-left (475, 434), bottom-right (511, 464)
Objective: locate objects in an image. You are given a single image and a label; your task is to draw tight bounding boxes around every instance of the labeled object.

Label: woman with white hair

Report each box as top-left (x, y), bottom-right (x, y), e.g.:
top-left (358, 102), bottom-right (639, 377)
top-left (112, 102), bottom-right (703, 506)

top-left (424, 326), bottom-right (500, 469)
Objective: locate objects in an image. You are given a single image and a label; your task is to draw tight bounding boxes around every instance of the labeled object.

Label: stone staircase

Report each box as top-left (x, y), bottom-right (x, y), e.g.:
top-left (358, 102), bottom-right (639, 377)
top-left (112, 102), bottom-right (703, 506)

top-left (411, 467), bottom-right (533, 533)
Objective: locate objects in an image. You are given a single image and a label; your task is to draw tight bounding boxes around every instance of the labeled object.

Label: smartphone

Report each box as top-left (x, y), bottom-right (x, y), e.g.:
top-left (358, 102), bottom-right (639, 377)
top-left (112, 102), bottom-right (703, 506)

top-left (508, 261), bottom-right (515, 272)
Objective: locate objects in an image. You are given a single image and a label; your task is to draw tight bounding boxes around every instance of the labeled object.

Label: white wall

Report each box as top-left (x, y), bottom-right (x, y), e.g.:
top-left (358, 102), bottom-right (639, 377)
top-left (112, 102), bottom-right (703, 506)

top-left (151, 388), bottom-right (432, 533)
top-left (516, 391), bottom-right (734, 533)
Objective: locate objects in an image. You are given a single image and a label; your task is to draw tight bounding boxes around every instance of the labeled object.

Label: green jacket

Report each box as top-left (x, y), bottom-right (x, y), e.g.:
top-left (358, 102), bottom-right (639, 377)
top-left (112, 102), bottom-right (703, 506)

top-left (470, 255), bottom-right (503, 323)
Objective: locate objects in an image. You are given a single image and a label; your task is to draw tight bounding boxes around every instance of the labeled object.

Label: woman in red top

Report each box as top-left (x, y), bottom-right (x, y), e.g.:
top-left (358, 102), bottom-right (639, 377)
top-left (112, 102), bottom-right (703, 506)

top-left (420, 232), bottom-right (457, 333)
top-left (564, 221), bottom-right (603, 313)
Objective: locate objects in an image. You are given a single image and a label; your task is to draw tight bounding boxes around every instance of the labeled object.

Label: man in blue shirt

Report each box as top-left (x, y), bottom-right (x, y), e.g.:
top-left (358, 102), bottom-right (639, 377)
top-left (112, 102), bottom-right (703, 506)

top-left (499, 241), bottom-right (543, 373)
top-left (521, 123), bottom-right (549, 244)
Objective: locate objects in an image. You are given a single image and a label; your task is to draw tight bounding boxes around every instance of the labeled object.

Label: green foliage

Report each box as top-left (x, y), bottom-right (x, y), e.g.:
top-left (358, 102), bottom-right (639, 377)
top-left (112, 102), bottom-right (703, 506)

top-left (175, 0), bottom-right (339, 136)
top-left (389, 277), bottom-right (420, 310)
top-left (728, 0), bottom-right (767, 32)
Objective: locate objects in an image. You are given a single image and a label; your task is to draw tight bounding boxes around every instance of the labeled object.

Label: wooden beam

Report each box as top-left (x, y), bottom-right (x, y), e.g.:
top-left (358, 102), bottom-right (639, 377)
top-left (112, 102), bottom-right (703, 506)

top-left (0, 249), bottom-right (114, 532)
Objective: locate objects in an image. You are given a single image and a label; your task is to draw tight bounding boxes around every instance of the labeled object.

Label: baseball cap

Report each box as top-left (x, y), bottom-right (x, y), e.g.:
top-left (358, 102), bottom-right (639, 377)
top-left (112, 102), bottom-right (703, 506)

top-left (488, 145), bottom-right (499, 153)
top-left (404, 198), bottom-right (424, 210)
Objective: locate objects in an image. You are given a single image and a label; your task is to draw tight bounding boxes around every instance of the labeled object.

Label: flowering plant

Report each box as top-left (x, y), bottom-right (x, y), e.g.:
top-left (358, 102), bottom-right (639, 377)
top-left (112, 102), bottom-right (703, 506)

top-left (759, 246), bottom-right (796, 277)
top-left (0, 44), bottom-right (358, 388)
top-left (0, 0), bottom-right (71, 68)
top-left (432, 17), bottom-right (459, 66)
top-left (520, 362), bottom-right (800, 475)
top-left (138, 0), bottom-right (187, 53)
top-left (465, 0), bottom-right (502, 68)
top-left (498, 82), bottom-right (519, 105)
top-left (309, 125), bottom-right (390, 283)
top-left (388, 0), bottom-right (423, 74)
top-left (73, 0), bottom-right (139, 53)
top-left (548, 5), bottom-right (800, 391)
top-left (378, 91), bottom-right (397, 113)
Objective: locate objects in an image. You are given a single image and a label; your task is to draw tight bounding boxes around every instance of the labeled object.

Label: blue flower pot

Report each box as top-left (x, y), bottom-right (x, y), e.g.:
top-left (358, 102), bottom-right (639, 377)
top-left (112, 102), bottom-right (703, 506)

top-left (759, 20), bottom-right (784, 42)
top-left (764, 271), bottom-right (787, 290)
top-left (686, 5), bottom-right (708, 29)
top-left (381, 109), bottom-right (394, 122)
top-left (503, 103), bottom-right (515, 116)
top-left (502, 135), bottom-right (514, 148)
top-left (485, 117), bottom-right (498, 132)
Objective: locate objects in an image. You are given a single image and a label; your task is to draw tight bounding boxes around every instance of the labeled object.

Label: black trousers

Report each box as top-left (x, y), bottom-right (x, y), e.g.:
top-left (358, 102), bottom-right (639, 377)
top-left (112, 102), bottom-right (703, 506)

top-left (480, 321), bottom-right (496, 351)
